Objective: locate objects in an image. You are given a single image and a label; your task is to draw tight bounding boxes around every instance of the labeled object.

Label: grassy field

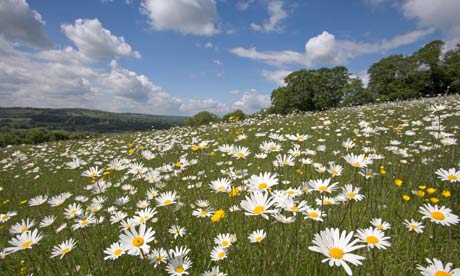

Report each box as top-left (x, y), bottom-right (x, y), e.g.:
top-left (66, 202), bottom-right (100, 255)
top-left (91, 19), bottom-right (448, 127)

top-left (0, 96), bottom-right (459, 276)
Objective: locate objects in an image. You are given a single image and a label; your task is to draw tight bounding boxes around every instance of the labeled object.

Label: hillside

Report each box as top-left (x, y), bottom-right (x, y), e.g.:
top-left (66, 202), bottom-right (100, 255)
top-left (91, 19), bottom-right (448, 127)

top-left (0, 107), bottom-right (187, 133)
top-left (0, 96), bottom-right (459, 275)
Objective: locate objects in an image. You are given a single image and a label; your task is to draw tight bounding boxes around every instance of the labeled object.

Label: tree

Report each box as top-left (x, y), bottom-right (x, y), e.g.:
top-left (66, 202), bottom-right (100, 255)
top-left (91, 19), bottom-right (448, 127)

top-left (341, 78), bottom-right (374, 106)
top-left (271, 67), bottom-right (351, 114)
top-left (185, 111), bottom-right (219, 127)
top-left (443, 44), bottom-right (460, 94)
top-left (223, 109), bottom-right (246, 122)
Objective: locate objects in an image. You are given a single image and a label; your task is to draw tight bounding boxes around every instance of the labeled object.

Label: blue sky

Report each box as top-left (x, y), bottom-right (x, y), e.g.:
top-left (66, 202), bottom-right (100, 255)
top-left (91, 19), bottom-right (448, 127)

top-left (0, 0), bottom-right (459, 115)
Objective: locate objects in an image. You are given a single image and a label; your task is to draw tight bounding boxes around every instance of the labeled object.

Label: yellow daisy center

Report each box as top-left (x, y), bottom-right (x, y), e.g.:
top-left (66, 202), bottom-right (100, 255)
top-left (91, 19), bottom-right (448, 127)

top-left (1, 214), bottom-right (9, 220)
top-left (366, 235), bottom-right (379, 244)
top-left (431, 211), bottom-right (445, 220)
top-left (329, 247), bottom-right (344, 259)
top-left (156, 255), bottom-right (163, 261)
top-left (287, 191), bottom-right (295, 195)
top-left (318, 186), bottom-right (328, 191)
top-left (290, 206), bottom-right (299, 212)
top-left (21, 240), bottom-right (33, 248)
top-left (114, 249), bottom-right (123, 256)
top-left (447, 175), bottom-right (457, 181)
top-left (352, 162), bottom-right (361, 167)
top-left (376, 224), bottom-right (384, 230)
top-left (258, 183), bottom-right (268, 189)
top-left (218, 252), bottom-right (225, 258)
top-left (324, 200), bottom-right (332, 205)
top-left (61, 248), bottom-right (70, 255)
top-left (132, 237), bottom-right (144, 247)
top-left (255, 236), bottom-right (263, 242)
top-left (435, 272), bottom-right (452, 276)
top-left (309, 212), bottom-right (319, 218)
top-left (200, 210), bottom-right (208, 216)
top-left (20, 226), bottom-right (28, 233)
top-left (221, 241), bottom-right (229, 247)
top-left (176, 266), bottom-right (184, 273)
top-left (347, 192), bottom-right (355, 198)
top-left (81, 219), bottom-right (88, 225)
top-left (70, 210), bottom-right (77, 215)
top-left (237, 152), bottom-right (245, 158)
top-left (409, 224), bottom-right (417, 229)
top-left (253, 205), bottom-right (265, 215)
top-left (163, 199), bottom-right (172, 205)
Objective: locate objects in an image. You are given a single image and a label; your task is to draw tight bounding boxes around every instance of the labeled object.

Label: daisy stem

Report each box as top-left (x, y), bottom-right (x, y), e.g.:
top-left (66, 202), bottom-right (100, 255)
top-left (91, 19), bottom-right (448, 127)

top-left (26, 249), bottom-right (39, 276)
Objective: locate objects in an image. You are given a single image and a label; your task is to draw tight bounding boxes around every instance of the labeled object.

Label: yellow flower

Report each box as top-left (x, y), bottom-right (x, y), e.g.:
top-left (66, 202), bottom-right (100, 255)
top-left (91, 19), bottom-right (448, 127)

top-left (402, 195), bottom-right (410, 201)
top-left (380, 169), bottom-right (386, 175)
top-left (20, 200), bottom-right (28, 205)
top-left (3, 199), bottom-right (10, 205)
top-left (211, 209), bottom-right (225, 222)
top-left (426, 188), bottom-right (436, 195)
top-left (441, 190), bottom-right (451, 198)
top-left (394, 179), bottom-right (403, 187)
top-left (128, 149), bottom-right (135, 155)
top-left (210, 151), bottom-right (216, 156)
top-left (229, 187), bottom-right (240, 197)
top-left (296, 169), bottom-right (304, 175)
top-left (418, 185), bottom-right (426, 190)
top-left (191, 145), bottom-right (200, 151)
top-left (139, 145), bottom-right (144, 150)
top-left (430, 197), bottom-right (439, 204)
top-left (416, 190), bottom-right (425, 197)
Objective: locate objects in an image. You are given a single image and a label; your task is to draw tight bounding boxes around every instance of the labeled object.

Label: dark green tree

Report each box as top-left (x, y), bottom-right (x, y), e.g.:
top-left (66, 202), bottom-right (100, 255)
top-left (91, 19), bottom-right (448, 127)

top-left (222, 109), bottom-right (246, 122)
top-left (185, 111), bottom-right (219, 127)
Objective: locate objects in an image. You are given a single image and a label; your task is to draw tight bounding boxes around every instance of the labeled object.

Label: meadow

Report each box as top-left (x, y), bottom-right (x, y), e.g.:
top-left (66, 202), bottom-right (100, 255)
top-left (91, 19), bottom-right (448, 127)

top-left (0, 95), bottom-right (459, 276)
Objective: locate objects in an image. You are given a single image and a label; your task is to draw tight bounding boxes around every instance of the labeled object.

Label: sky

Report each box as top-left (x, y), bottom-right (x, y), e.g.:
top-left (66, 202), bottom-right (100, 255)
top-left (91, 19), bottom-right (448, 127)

top-left (0, 0), bottom-right (459, 116)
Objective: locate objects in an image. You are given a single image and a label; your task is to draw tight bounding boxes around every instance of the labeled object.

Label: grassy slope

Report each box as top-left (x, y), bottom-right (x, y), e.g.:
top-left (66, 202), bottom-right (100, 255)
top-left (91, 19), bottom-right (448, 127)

top-left (0, 96), bottom-right (459, 275)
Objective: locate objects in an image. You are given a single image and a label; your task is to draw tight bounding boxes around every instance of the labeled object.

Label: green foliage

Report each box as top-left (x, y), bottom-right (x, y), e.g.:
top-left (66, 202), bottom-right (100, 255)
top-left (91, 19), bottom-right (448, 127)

top-left (271, 66), bottom-right (353, 114)
top-left (223, 109), bottom-right (246, 122)
top-left (185, 111), bottom-right (219, 127)
top-left (0, 127), bottom-right (97, 147)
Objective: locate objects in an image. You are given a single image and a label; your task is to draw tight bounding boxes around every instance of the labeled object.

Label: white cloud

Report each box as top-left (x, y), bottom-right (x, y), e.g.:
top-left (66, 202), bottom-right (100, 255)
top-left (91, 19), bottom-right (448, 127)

top-left (233, 91), bottom-right (271, 114)
top-left (305, 29), bottom-right (433, 66)
top-left (402, 0), bottom-right (460, 50)
top-left (236, 0), bottom-right (256, 11)
top-left (62, 18), bottom-right (140, 61)
top-left (0, 0), bottom-right (51, 48)
top-left (250, 1), bottom-right (287, 32)
top-left (179, 98), bottom-right (231, 114)
top-left (140, 0), bottom-right (219, 36)
top-left (229, 47), bottom-right (304, 67)
top-left (261, 69), bottom-right (291, 86)
top-left (0, 36), bottom-right (184, 115)
top-left (228, 89), bottom-right (240, 95)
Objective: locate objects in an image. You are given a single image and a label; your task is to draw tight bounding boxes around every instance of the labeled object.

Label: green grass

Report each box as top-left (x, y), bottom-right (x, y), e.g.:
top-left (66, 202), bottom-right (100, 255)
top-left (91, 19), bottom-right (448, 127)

top-left (0, 96), bottom-right (459, 275)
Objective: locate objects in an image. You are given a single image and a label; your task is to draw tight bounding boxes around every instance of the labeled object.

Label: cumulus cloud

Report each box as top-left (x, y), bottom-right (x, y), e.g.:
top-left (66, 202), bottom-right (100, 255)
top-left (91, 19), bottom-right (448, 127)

top-left (140, 0), bottom-right (219, 36)
top-left (233, 91), bottom-right (271, 114)
top-left (229, 47), bottom-right (304, 67)
top-left (0, 0), bottom-right (51, 48)
top-left (305, 29), bottom-right (433, 66)
top-left (62, 18), bottom-right (140, 61)
top-left (250, 1), bottom-right (287, 32)
top-left (261, 69), bottom-right (292, 86)
top-left (402, 0), bottom-right (460, 50)
top-left (179, 98), bottom-right (231, 114)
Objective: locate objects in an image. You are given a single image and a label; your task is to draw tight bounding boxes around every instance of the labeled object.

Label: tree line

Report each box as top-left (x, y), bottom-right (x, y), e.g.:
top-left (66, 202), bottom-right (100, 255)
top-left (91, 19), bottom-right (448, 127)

top-left (187, 39), bottom-right (459, 125)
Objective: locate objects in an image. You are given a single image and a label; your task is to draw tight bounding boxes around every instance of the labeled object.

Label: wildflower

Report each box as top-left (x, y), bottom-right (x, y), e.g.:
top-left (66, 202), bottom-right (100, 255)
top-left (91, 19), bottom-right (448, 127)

top-left (9, 218), bottom-right (35, 234)
top-left (240, 191), bottom-right (276, 219)
top-left (203, 266), bottom-right (227, 276)
top-left (119, 223), bottom-right (156, 256)
top-left (149, 248), bottom-right (168, 268)
top-left (169, 225), bottom-right (186, 239)
top-left (394, 179), bottom-right (403, 187)
top-left (248, 229), bottom-right (266, 243)
top-left (104, 242), bottom-right (125, 260)
top-left (403, 195), bottom-right (411, 201)
top-left (308, 228), bottom-right (365, 276)
top-left (417, 258), bottom-right (460, 276)
top-left (355, 227), bottom-right (391, 250)
top-left (403, 219), bottom-right (424, 234)
top-left (209, 178), bottom-right (232, 193)
top-left (370, 218), bottom-right (391, 230)
top-left (308, 178), bottom-right (339, 194)
top-left (156, 191), bottom-right (178, 207)
top-left (5, 229), bottom-right (44, 254)
top-left (340, 184), bottom-right (365, 201)
top-left (419, 204), bottom-right (459, 226)
top-left (50, 238), bottom-right (77, 259)
top-left (344, 153), bottom-right (371, 168)
top-left (210, 246), bottom-right (227, 261)
top-left (247, 172), bottom-right (278, 192)
top-left (435, 168), bottom-right (460, 183)
top-left (165, 256), bottom-right (193, 276)
top-left (214, 233), bottom-right (233, 248)
top-left (211, 209), bottom-right (225, 222)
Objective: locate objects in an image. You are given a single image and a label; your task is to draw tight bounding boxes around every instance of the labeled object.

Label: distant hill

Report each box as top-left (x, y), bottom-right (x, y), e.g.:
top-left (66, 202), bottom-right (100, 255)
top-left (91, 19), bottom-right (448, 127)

top-left (0, 107), bottom-right (187, 133)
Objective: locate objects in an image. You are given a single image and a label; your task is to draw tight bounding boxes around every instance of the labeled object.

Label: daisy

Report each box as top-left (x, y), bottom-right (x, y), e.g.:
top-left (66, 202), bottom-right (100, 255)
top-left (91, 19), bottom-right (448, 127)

top-left (240, 191), bottom-right (276, 219)
top-left (370, 218), bottom-right (391, 230)
top-left (435, 168), bottom-right (460, 183)
top-left (134, 207), bottom-right (157, 224)
top-left (39, 216), bottom-right (56, 228)
top-left (104, 242), bottom-right (125, 260)
top-left (166, 256), bottom-right (193, 276)
top-left (308, 228), bottom-right (365, 276)
top-left (417, 258), bottom-right (460, 276)
top-left (355, 227), bottom-right (391, 250)
top-left (344, 153), bottom-right (372, 168)
top-left (419, 204), bottom-right (459, 226)
top-left (29, 195), bottom-right (48, 206)
top-left (119, 223), bottom-right (156, 256)
top-left (169, 225), bottom-right (187, 239)
top-left (203, 266), bottom-right (227, 276)
top-left (231, 146), bottom-right (250, 159)
top-left (340, 184), bottom-right (365, 201)
top-left (328, 164), bottom-right (343, 177)
top-left (315, 197), bottom-right (338, 206)
top-left (271, 211), bottom-right (296, 224)
top-left (64, 203), bottom-right (83, 219)
top-left (192, 208), bottom-right (214, 218)
top-left (110, 211), bottom-right (128, 224)
top-left (403, 219), bottom-right (425, 234)
top-left (247, 172), bottom-right (278, 192)
top-left (304, 208), bottom-right (326, 222)
top-left (209, 178), bottom-right (232, 193)
top-left (81, 166), bottom-right (103, 178)
top-left (248, 229), bottom-right (266, 243)
top-left (168, 246), bottom-right (191, 259)
top-left (210, 246), bottom-right (227, 261)
top-left (214, 233), bottom-right (233, 248)
top-left (5, 229), bottom-right (44, 254)
top-left (273, 154), bottom-right (295, 167)
top-left (308, 178), bottom-right (339, 194)
top-left (149, 247), bottom-right (168, 268)
top-left (72, 214), bottom-right (97, 230)
top-left (9, 218), bottom-right (35, 234)
top-left (156, 191), bottom-right (178, 207)
top-left (0, 211), bottom-right (17, 223)
top-left (50, 238), bottom-right (77, 259)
